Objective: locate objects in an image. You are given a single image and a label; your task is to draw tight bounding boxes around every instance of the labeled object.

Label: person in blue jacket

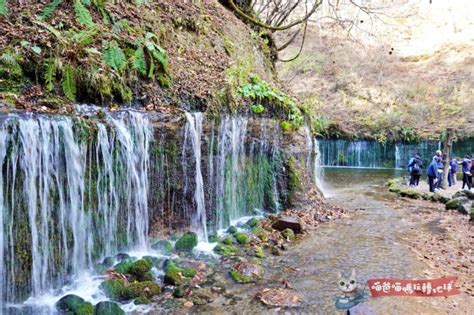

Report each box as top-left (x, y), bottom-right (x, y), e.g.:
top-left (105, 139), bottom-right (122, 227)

top-left (427, 156), bottom-right (440, 193)
top-left (448, 158), bottom-right (458, 187)
top-left (462, 155), bottom-right (472, 190)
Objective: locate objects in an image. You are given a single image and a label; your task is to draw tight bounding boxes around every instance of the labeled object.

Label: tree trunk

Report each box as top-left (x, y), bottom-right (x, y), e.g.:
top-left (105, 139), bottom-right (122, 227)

top-left (441, 128), bottom-right (454, 189)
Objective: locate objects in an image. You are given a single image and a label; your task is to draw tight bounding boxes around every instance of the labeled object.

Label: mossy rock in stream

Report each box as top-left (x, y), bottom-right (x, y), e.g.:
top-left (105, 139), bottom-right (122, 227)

top-left (234, 233), bottom-right (249, 245)
top-left (151, 240), bottom-right (173, 255)
top-left (222, 236), bottom-right (234, 245)
top-left (76, 302), bottom-right (94, 315)
top-left (100, 279), bottom-right (126, 300)
top-left (163, 260), bottom-right (196, 285)
top-left (94, 301), bottom-right (125, 315)
top-left (114, 260), bottom-right (133, 274)
top-left (56, 294), bottom-right (86, 313)
top-left (246, 217), bottom-right (260, 228)
top-left (255, 246), bottom-right (265, 258)
top-left (281, 228), bottom-right (295, 240)
top-left (101, 256), bottom-right (115, 268)
top-left (123, 281), bottom-right (161, 300)
top-left (213, 244), bottom-right (239, 256)
top-left (175, 232), bottom-right (198, 253)
top-left (229, 262), bottom-right (264, 283)
top-left (143, 255), bottom-right (163, 269)
top-left (227, 226), bottom-right (238, 234)
top-left (129, 259), bottom-right (152, 280)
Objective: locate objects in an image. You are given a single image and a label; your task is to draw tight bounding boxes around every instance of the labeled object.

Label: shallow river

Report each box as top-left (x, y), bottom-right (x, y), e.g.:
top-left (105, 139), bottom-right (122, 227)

top-left (196, 168), bottom-right (470, 314)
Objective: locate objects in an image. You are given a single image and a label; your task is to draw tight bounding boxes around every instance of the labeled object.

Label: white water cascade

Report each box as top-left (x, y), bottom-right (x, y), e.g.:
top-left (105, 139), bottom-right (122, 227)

top-left (0, 110), bottom-right (151, 304)
top-left (184, 112), bottom-right (208, 242)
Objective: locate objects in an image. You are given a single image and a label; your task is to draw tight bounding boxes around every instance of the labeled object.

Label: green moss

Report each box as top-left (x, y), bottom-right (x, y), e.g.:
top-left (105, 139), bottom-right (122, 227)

top-left (234, 233), bottom-right (249, 245)
top-left (222, 236), bottom-right (234, 245)
top-left (229, 270), bottom-right (253, 284)
top-left (76, 302), bottom-right (94, 315)
top-left (94, 301), bottom-right (125, 315)
top-left (56, 294), bottom-right (85, 312)
top-left (143, 256), bottom-right (162, 268)
top-left (281, 228), bottom-right (295, 240)
top-left (399, 189), bottom-right (420, 199)
top-left (175, 232), bottom-right (198, 253)
top-left (213, 244), bottom-right (238, 256)
top-left (129, 259), bottom-right (152, 276)
top-left (123, 281), bottom-right (161, 300)
top-left (100, 279), bottom-right (126, 300)
top-left (246, 217), bottom-right (259, 227)
top-left (151, 240), bottom-right (173, 254)
top-left (114, 260), bottom-right (133, 274)
top-left (286, 157), bottom-right (303, 199)
top-left (257, 231), bottom-right (269, 242)
top-left (173, 286), bottom-right (186, 298)
top-left (255, 246), bottom-right (265, 258)
top-left (227, 226), bottom-right (238, 234)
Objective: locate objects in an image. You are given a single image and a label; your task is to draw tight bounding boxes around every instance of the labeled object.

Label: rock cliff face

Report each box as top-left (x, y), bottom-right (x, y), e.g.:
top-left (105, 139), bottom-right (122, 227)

top-left (278, 0), bottom-right (474, 140)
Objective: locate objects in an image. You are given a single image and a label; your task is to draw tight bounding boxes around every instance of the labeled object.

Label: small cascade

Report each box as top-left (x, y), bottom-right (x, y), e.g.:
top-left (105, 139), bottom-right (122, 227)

top-left (184, 112), bottom-right (208, 242)
top-left (0, 111), bottom-right (151, 304)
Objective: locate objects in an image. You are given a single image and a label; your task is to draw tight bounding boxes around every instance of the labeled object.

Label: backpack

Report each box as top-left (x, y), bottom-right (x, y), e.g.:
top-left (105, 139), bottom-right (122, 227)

top-left (412, 162), bottom-right (421, 175)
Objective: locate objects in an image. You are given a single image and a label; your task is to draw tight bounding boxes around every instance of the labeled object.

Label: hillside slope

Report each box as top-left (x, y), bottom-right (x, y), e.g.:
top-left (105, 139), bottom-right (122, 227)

top-left (278, 1), bottom-right (474, 141)
top-left (0, 1), bottom-right (276, 115)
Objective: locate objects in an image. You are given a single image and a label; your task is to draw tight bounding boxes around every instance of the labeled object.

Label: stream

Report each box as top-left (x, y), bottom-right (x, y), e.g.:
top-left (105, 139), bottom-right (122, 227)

top-left (196, 168), bottom-right (470, 314)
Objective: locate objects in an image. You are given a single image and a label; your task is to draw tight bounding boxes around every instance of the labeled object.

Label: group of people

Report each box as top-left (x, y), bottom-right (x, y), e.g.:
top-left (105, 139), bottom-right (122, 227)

top-left (407, 150), bottom-right (474, 193)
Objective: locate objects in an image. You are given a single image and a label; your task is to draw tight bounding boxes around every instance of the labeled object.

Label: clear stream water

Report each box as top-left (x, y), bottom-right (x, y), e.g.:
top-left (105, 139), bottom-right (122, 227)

top-left (192, 168), bottom-right (471, 314)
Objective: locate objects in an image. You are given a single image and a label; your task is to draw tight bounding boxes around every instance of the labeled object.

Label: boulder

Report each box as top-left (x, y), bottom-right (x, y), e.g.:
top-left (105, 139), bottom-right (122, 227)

top-left (129, 259), bottom-right (152, 281)
top-left (272, 216), bottom-right (304, 234)
top-left (229, 262), bottom-right (264, 283)
top-left (213, 244), bottom-right (239, 256)
top-left (115, 253), bottom-right (130, 262)
top-left (123, 281), bottom-right (161, 300)
top-left (452, 190), bottom-right (474, 200)
top-left (445, 197), bottom-right (472, 214)
top-left (94, 301), bottom-right (125, 315)
top-left (175, 232), bottom-right (198, 253)
top-left (233, 233), bottom-right (249, 245)
top-left (56, 294), bottom-right (85, 313)
top-left (100, 279), bottom-right (126, 300)
top-left (100, 256), bottom-right (115, 268)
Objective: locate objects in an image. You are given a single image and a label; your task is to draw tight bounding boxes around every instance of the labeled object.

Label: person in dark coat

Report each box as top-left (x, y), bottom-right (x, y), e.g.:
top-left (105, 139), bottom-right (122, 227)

top-left (427, 157), bottom-right (439, 193)
top-left (448, 158), bottom-right (458, 187)
top-left (436, 155), bottom-right (444, 189)
top-left (461, 155), bottom-right (472, 190)
top-left (408, 154), bottom-right (423, 187)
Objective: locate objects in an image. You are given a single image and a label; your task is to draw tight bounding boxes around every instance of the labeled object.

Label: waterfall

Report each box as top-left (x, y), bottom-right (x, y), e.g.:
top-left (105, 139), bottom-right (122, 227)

top-left (0, 110), bottom-right (151, 304)
top-left (184, 112), bottom-right (208, 242)
top-left (214, 116), bottom-right (248, 231)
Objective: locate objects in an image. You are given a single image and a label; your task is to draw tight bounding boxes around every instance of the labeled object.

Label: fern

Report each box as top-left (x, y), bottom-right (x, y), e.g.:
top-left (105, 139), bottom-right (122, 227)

top-left (74, 0), bottom-right (95, 27)
top-left (0, 51), bottom-right (22, 77)
top-left (132, 47), bottom-right (147, 76)
top-left (44, 59), bottom-right (58, 91)
top-left (39, 0), bottom-right (61, 20)
top-left (102, 41), bottom-right (126, 71)
top-left (61, 65), bottom-right (77, 100)
top-left (70, 28), bottom-right (98, 46)
top-left (82, 0), bottom-right (91, 5)
top-left (0, 0), bottom-right (8, 16)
